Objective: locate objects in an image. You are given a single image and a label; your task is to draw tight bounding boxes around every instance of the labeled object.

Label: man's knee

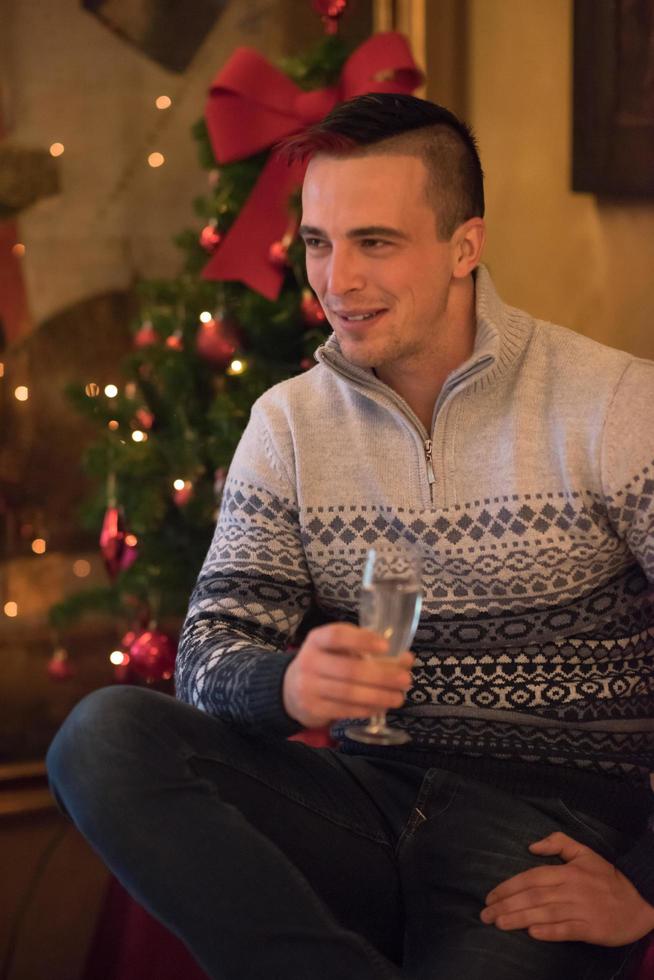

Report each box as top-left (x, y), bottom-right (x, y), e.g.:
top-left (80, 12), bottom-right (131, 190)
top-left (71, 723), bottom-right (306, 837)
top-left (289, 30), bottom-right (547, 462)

top-left (46, 685), bottom-right (163, 820)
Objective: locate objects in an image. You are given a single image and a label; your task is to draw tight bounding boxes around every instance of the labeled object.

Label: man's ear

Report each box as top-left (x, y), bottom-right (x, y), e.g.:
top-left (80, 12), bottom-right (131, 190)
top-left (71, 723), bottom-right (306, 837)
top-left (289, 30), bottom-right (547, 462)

top-left (451, 218), bottom-right (486, 278)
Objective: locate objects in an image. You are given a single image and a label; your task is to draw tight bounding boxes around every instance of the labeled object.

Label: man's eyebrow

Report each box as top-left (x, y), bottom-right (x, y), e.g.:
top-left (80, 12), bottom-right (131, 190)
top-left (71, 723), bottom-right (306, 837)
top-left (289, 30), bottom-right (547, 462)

top-left (298, 225), bottom-right (409, 241)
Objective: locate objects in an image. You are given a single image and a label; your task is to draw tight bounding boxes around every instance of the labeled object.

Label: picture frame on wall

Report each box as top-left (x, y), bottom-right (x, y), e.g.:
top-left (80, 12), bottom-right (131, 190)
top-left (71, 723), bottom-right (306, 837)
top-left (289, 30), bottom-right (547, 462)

top-left (573, 0), bottom-right (654, 195)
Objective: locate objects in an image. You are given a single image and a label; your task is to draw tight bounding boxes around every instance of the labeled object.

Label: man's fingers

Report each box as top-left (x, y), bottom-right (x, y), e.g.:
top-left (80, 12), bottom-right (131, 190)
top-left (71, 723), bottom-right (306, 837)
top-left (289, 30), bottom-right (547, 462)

top-left (312, 623), bottom-right (389, 656)
top-left (489, 902), bottom-right (582, 932)
top-left (528, 832), bottom-right (587, 863)
top-left (315, 676), bottom-right (408, 713)
top-left (314, 649), bottom-right (412, 690)
top-left (486, 866), bottom-right (566, 904)
top-left (528, 921), bottom-right (589, 943)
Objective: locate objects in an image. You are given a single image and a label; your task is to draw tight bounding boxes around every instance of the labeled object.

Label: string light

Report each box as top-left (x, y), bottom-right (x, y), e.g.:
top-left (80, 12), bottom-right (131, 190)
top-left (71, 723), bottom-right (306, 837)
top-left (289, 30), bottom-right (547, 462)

top-left (132, 430), bottom-right (147, 442)
top-left (50, 142), bottom-right (65, 157)
top-left (14, 386), bottom-right (28, 401)
top-left (108, 420), bottom-right (119, 431)
top-left (124, 534), bottom-right (138, 547)
top-left (125, 382), bottom-right (137, 399)
top-left (104, 384), bottom-right (118, 398)
top-left (73, 559), bottom-right (91, 577)
top-left (227, 359), bottom-right (246, 375)
top-left (148, 152), bottom-right (165, 168)
top-left (4, 602), bottom-right (18, 617)
top-left (85, 382), bottom-right (100, 397)
top-left (31, 538), bottom-right (46, 555)
top-left (0, 363), bottom-right (4, 377)
top-left (110, 650), bottom-right (126, 665)
top-left (12, 243), bottom-right (25, 257)
top-left (173, 479), bottom-right (186, 490)
top-left (155, 95), bottom-right (172, 109)
top-left (199, 311), bottom-right (213, 323)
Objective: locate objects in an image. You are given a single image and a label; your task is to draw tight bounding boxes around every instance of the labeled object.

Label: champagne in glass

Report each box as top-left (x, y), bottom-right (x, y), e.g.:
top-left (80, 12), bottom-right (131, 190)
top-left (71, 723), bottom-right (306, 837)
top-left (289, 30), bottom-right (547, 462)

top-left (345, 543), bottom-right (422, 745)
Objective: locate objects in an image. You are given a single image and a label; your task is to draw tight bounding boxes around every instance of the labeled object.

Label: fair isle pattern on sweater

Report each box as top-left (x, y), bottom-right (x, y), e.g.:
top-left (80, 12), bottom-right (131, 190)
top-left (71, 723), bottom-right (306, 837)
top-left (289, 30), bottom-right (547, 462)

top-left (176, 265), bottom-right (654, 788)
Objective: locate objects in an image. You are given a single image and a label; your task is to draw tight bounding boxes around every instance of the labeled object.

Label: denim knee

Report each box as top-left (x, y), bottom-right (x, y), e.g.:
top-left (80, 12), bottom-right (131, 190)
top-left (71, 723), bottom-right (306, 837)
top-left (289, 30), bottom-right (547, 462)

top-left (46, 685), bottom-right (155, 821)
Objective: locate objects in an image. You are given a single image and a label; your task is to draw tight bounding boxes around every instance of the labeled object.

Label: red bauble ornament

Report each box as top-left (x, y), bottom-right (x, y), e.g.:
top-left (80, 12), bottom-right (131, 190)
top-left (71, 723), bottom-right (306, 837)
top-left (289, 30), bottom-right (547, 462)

top-left (268, 240), bottom-right (289, 267)
top-left (135, 408), bottom-right (154, 430)
top-left (300, 356), bottom-right (315, 371)
top-left (100, 506), bottom-right (139, 579)
top-left (300, 290), bottom-right (327, 326)
top-left (199, 221), bottom-right (221, 254)
top-left (165, 331), bottom-right (184, 350)
top-left (196, 315), bottom-right (241, 369)
top-left (47, 647), bottom-right (75, 681)
top-left (312, 0), bottom-right (347, 33)
top-left (134, 321), bottom-right (158, 348)
top-left (127, 628), bottom-right (177, 683)
top-left (173, 481), bottom-right (194, 507)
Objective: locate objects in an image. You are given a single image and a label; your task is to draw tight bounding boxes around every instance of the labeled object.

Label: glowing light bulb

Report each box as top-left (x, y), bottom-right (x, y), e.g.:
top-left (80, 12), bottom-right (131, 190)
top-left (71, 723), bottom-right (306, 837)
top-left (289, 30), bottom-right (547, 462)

top-left (173, 479), bottom-right (185, 490)
top-left (199, 311), bottom-right (213, 323)
top-left (73, 559), bottom-right (91, 577)
top-left (227, 359), bottom-right (245, 375)
top-left (155, 95), bottom-right (172, 109)
top-left (0, 363), bottom-right (4, 378)
top-left (31, 538), bottom-right (47, 554)
top-left (104, 384), bottom-right (118, 398)
top-left (124, 534), bottom-right (138, 547)
top-left (14, 386), bottom-right (28, 401)
top-left (108, 420), bottom-right (119, 431)
top-left (50, 142), bottom-right (65, 157)
top-left (132, 430), bottom-right (146, 442)
top-left (4, 602), bottom-right (18, 617)
top-left (110, 650), bottom-right (125, 665)
top-left (148, 152), bottom-right (165, 168)
top-left (85, 382), bottom-right (100, 397)
top-left (12, 243), bottom-right (25, 257)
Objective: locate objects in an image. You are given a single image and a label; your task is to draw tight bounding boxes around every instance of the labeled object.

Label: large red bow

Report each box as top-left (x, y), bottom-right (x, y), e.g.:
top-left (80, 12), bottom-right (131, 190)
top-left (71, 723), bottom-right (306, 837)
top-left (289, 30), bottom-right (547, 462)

top-left (202, 33), bottom-right (423, 300)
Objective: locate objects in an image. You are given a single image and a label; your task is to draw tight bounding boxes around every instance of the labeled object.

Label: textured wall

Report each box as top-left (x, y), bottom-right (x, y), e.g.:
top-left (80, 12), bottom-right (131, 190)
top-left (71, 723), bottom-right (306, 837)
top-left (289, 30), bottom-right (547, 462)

top-left (466, 0), bottom-right (654, 359)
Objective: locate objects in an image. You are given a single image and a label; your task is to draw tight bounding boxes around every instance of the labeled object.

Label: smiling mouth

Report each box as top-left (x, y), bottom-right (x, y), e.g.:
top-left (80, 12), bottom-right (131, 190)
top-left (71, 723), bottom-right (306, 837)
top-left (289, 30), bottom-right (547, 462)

top-left (332, 309), bottom-right (387, 326)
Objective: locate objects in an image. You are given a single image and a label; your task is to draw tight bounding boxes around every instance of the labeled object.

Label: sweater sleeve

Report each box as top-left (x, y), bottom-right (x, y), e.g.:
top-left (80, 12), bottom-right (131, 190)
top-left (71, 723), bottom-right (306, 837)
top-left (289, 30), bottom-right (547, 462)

top-left (174, 396), bottom-right (310, 735)
top-left (601, 357), bottom-right (654, 901)
top-left (601, 358), bottom-right (654, 585)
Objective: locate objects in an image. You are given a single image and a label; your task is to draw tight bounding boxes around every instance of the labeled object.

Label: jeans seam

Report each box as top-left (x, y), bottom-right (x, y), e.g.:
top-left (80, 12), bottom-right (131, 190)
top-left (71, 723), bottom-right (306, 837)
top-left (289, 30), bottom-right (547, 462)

top-left (395, 769), bottom-right (460, 857)
top-left (185, 749), bottom-right (391, 847)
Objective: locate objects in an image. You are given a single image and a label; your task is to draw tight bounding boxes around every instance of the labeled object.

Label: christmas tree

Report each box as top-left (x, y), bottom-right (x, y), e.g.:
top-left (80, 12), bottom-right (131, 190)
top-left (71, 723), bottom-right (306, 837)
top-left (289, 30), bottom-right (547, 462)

top-left (47, 5), bottom-right (421, 686)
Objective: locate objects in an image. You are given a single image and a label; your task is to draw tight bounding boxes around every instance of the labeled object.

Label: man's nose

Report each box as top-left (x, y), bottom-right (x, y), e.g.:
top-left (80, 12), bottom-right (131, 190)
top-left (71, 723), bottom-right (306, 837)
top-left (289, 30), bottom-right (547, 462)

top-left (326, 246), bottom-right (364, 295)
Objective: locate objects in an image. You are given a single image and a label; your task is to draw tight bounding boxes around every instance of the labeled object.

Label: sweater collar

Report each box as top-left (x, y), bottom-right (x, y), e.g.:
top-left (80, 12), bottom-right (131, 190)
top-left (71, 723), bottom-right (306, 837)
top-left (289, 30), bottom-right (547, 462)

top-left (315, 264), bottom-right (532, 393)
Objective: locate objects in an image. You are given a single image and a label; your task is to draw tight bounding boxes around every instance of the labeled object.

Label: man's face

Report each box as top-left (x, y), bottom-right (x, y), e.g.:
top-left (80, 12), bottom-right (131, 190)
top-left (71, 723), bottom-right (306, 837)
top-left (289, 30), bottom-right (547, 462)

top-left (300, 153), bottom-right (458, 374)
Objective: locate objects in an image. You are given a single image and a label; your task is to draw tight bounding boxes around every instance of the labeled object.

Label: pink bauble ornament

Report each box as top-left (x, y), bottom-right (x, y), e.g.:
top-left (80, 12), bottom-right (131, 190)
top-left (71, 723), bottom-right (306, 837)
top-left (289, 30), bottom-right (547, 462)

top-left (47, 647), bottom-right (75, 681)
top-left (196, 316), bottom-right (241, 369)
top-left (199, 221), bottom-right (221, 253)
top-left (128, 628), bottom-right (177, 683)
top-left (100, 506), bottom-right (139, 579)
top-left (300, 289), bottom-right (327, 326)
top-left (134, 321), bottom-right (158, 348)
top-left (312, 0), bottom-right (347, 33)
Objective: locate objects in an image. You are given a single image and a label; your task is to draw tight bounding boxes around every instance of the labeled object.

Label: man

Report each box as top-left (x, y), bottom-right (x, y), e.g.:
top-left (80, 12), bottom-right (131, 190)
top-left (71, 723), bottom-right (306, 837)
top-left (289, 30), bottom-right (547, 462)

top-left (47, 94), bottom-right (654, 979)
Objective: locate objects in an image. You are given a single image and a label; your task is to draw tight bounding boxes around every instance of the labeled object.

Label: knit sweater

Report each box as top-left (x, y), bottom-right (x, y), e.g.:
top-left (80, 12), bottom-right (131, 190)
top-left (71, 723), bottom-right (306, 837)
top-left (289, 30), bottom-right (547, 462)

top-left (176, 265), bottom-right (654, 902)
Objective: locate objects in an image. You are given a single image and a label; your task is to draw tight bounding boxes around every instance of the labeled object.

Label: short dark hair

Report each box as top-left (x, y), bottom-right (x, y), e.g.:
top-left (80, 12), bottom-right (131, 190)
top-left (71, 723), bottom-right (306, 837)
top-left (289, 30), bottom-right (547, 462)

top-left (279, 93), bottom-right (485, 240)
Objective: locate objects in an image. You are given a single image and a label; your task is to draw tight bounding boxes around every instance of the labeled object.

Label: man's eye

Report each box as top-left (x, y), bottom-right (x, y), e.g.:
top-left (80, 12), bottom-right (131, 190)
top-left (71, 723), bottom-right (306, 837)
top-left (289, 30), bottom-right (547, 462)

top-left (303, 238), bottom-right (326, 248)
top-left (361, 239), bottom-right (387, 248)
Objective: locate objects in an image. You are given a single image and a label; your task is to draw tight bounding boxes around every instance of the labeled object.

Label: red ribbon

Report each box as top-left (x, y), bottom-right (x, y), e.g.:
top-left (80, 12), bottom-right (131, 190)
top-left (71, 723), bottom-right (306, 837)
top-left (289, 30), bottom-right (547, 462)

top-left (202, 33), bottom-right (423, 300)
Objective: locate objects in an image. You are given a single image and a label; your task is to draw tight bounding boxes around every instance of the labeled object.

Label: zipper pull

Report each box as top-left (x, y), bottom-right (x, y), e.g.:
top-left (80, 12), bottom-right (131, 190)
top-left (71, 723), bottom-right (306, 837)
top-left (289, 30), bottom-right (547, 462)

top-left (424, 439), bottom-right (436, 485)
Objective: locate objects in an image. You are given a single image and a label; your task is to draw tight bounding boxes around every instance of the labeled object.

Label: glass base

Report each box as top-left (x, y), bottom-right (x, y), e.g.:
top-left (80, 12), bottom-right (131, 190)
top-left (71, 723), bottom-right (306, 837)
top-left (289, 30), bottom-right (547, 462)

top-left (344, 723), bottom-right (411, 746)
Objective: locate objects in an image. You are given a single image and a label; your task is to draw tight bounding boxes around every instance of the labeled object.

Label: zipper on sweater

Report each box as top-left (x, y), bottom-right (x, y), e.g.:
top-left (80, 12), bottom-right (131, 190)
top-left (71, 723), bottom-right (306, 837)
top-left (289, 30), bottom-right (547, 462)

top-left (424, 439), bottom-right (436, 503)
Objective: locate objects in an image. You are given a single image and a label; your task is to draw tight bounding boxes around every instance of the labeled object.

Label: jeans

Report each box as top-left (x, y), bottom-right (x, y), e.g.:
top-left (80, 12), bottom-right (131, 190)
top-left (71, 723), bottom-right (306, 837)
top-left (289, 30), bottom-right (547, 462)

top-left (46, 686), bottom-right (646, 980)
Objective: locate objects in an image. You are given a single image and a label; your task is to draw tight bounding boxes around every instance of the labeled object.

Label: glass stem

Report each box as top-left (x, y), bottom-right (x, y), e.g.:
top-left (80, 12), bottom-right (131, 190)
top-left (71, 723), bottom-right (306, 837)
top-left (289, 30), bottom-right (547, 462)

top-left (368, 711), bottom-right (387, 732)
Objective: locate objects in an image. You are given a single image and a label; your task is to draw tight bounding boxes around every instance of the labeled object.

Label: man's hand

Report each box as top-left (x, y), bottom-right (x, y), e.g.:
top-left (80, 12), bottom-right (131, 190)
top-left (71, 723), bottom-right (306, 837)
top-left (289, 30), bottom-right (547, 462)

top-left (282, 623), bottom-right (414, 729)
top-left (480, 832), bottom-right (654, 946)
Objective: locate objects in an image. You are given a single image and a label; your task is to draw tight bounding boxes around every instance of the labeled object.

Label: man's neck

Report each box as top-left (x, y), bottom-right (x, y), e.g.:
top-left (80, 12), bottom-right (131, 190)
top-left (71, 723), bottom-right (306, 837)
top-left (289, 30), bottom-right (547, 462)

top-left (375, 276), bottom-right (477, 434)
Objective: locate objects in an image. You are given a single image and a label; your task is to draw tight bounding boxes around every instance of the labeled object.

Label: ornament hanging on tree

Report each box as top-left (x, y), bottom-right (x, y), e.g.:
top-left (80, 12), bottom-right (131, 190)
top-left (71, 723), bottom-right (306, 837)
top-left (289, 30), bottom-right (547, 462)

top-left (300, 289), bottom-right (327, 326)
top-left (165, 331), bottom-right (184, 350)
top-left (47, 647), bottom-right (75, 681)
top-left (134, 407), bottom-right (154, 430)
top-left (312, 0), bottom-right (348, 33)
top-left (100, 500), bottom-right (139, 580)
top-left (127, 627), bottom-right (177, 683)
top-left (134, 320), bottom-right (158, 348)
top-left (268, 239), bottom-right (289, 268)
top-left (208, 169), bottom-right (220, 188)
top-left (173, 480), bottom-right (194, 507)
top-left (196, 314), bottom-right (241, 369)
top-left (300, 357), bottom-right (315, 371)
top-left (214, 467), bottom-right (227, 497)
top-left (199, 220), bottom-right (221, 254)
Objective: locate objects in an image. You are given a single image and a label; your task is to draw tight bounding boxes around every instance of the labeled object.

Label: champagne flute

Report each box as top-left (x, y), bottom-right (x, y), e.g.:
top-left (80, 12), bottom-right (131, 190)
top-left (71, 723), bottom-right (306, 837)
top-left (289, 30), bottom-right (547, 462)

top-left (344, 543), bottom-right (422, 745)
